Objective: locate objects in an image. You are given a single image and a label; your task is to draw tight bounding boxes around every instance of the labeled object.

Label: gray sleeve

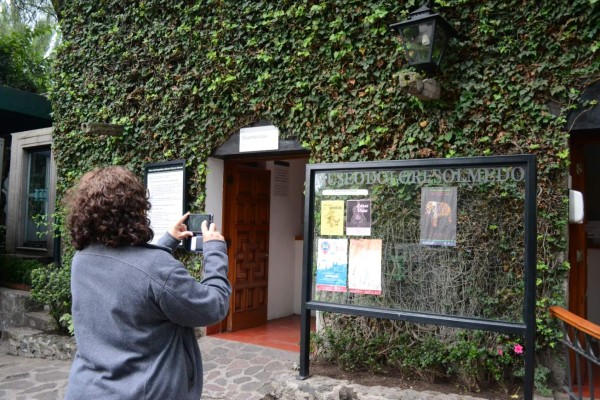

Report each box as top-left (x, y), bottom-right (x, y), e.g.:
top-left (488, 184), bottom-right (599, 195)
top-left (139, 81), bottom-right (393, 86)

top-left (156, 232), bottom-right (180, 251)
top-left (157, 240), bottom-right (231, 327)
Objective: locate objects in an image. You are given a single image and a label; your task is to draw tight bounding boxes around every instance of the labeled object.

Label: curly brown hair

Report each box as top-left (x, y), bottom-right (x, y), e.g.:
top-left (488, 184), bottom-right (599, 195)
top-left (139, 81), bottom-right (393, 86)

top-left (65, 166), bottom-right (154, 249)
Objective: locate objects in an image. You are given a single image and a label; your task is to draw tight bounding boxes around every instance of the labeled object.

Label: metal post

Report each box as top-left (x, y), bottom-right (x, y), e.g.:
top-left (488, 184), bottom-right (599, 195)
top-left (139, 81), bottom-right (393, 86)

top-left (298, 167), bottom-right (315, 380)
top-left (523, 155), bottom-right (537, 400)
top-left (298, 303), bottom-right (311, 379)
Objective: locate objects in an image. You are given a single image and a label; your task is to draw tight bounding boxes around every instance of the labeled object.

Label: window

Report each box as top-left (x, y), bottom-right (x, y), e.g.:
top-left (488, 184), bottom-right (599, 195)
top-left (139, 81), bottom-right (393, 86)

top-left (23, 148), bottom-right (51, 248)
top-left (6, 128), bottom-right (55, 257)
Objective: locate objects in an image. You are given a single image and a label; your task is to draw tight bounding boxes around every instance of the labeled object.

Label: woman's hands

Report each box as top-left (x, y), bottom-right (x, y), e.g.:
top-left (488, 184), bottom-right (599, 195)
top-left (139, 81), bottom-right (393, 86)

top-left (201, 219), bottom-right (225, 242)
top-left (168, 212), bottom-right (225, 243)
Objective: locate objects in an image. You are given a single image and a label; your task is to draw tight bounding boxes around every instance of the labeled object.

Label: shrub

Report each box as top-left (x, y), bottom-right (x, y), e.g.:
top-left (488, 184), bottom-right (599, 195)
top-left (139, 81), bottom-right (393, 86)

top-left (30, 263), bottom-right (71, 334)
top-left (0, 256), bottom-right (43, 286)
top-left (312, 314), bottom-right (538, 393)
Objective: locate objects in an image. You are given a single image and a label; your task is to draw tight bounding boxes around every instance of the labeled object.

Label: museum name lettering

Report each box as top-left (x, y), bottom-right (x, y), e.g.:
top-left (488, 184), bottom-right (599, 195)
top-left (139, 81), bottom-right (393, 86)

top-left (323, 167), bottom-right (525, 186)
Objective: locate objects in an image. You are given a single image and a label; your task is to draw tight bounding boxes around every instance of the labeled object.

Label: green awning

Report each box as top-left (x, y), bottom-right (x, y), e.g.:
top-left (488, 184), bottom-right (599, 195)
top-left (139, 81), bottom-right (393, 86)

top-left (0, 85), bottom-right (52, 120)
top-left (0, 85), bottom-right (52, 135)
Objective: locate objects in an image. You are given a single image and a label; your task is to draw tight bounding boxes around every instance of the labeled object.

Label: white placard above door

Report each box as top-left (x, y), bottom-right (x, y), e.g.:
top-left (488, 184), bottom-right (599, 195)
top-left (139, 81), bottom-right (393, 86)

top-left (239, 126), bottom-right (279, 152)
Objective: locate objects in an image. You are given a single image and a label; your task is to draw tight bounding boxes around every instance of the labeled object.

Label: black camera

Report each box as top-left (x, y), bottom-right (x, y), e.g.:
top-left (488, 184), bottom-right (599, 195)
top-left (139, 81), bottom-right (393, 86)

top-left (185, 213), bottom-right (213, 252)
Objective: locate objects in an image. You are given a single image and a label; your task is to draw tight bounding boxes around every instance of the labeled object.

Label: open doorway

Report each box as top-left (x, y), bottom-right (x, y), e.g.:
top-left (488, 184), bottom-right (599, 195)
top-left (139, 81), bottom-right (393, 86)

top-left (569, 132), bottom-right (600, 391)
top-left (204, 154), bottom-right (311, 348)
top-left (569, 133), bottom-right (600, 325)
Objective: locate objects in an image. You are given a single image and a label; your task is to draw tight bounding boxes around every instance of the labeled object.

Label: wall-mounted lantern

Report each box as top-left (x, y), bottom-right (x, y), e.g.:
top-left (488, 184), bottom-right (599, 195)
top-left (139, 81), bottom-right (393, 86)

top-left (389, 1), bottom-right (457, 100)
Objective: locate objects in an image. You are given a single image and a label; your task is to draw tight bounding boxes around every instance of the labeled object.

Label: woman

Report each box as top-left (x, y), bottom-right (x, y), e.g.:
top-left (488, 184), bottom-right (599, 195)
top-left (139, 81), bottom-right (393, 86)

top-left (64, 166), bottom-right (231, 399)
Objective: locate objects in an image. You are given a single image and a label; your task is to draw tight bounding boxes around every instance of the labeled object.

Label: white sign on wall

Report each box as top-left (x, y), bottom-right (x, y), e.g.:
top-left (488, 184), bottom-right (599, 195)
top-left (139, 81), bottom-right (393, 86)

top-left (239, 126), bottom-right (279, 152)
top-left (145, 160), bottom-right (185, 244)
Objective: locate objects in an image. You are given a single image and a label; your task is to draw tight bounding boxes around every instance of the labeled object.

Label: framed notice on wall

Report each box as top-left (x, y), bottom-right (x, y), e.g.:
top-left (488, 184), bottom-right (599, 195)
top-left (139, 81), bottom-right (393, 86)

top-left (144, 160), bottom-right (186, 244)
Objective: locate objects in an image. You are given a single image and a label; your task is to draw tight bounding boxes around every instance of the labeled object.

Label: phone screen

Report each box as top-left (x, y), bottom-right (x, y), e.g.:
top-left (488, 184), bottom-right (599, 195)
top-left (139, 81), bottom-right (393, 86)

top-left (188, 214), bottom-right (213, 232)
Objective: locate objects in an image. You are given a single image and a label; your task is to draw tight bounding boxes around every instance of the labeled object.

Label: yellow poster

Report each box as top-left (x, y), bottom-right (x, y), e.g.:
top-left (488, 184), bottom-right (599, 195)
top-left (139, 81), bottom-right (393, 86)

top-left (321, 200), bottom-right (345, 236)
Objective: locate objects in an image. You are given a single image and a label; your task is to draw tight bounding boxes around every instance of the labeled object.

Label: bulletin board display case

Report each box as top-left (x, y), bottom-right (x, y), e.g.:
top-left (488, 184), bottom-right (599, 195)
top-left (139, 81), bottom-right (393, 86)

top-left (299, 156), bottom-right (537, 399)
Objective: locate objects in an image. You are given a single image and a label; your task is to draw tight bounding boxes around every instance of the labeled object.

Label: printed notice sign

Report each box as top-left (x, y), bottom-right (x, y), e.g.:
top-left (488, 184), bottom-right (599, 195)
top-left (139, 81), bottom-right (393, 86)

top-left (316, 238), bottom-right (348, 292)
top-left (348, 239), bottom-right (382, 295)
top-left (346, 199), bottom-right (371, 236)
top-left (420, 187), bottom-right (457, 246)
top-left (145, 161), bottom-right (185, 245)
top-left (321, 200), bottom-right (345, 236)
top-left (239, 126), bottom-right (279, 152)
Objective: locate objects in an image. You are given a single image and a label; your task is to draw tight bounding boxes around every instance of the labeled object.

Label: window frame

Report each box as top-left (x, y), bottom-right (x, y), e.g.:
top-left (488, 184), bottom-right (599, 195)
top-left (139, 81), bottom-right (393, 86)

top-left (6, 128), bottom-right (56, 257)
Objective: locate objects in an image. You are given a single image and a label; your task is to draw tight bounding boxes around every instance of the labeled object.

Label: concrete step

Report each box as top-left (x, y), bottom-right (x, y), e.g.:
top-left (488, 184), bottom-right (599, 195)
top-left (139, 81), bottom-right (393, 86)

top-left (0, 287), bottom-right (44, 331)
top-left (0, 287), bottom-right (43, 312)
top-left (26, 311), bottom-right (55, 331)
top-left (2, 326), bottom-right (75, 360)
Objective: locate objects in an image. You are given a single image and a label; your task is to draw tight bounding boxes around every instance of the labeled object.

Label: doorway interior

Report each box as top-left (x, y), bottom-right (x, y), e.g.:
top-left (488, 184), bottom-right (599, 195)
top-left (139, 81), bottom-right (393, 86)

top-left (569, 133), bottom-right (600, 325)
top-left (205, 155), bottom-right (313, 348)
top-left (568, 132), bottom-right (600, 389)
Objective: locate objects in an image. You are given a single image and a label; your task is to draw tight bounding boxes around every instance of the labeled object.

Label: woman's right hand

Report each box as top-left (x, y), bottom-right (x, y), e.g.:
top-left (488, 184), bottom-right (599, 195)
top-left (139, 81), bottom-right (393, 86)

top-left (201, 220), bottom-right (225, 242)
top-left (168, 212), bottom-right (194, 241)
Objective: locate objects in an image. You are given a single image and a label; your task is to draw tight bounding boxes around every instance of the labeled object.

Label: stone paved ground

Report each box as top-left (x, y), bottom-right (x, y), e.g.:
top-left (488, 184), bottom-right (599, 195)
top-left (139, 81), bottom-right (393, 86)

top-left (0, 335), bottom-right (506, 400)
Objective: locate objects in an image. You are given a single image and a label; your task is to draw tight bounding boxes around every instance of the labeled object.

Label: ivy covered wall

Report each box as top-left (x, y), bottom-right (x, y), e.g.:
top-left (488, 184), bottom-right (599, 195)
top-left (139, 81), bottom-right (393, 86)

top-left (48, 0), bottom-right (598, 388)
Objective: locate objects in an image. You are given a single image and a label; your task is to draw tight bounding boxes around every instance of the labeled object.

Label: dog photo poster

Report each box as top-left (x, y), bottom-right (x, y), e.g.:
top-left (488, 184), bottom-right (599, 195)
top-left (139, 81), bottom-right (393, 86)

top-left (420, 187), bottom-right (457, 246)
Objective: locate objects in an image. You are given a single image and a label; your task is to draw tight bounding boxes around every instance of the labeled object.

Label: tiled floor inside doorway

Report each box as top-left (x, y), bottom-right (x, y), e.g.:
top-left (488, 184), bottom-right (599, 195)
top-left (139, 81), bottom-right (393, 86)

top-left (574, 364), bottom-right (600, 399)
top-left (211, 314), bottom-right (315, 352)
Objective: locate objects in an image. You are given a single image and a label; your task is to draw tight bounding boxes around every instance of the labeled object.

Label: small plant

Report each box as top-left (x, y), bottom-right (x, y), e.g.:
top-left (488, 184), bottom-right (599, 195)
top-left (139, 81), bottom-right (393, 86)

top-left (514, 364), bottom-right (554, 397)
top-left (60, 313), bottom-right (75, 335)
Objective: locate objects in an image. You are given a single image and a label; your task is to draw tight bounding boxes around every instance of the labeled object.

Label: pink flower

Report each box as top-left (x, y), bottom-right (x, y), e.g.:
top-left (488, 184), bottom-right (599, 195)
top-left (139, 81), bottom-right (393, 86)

top-left (497, 347), bottom-right (504, 356)
top-left (514, 344), bottom-right (523, 354)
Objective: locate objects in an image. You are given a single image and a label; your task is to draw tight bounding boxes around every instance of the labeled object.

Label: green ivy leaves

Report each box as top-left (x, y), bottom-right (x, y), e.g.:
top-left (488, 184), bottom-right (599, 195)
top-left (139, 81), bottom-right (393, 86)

top-left (49, 0), bottom-right (598, 366)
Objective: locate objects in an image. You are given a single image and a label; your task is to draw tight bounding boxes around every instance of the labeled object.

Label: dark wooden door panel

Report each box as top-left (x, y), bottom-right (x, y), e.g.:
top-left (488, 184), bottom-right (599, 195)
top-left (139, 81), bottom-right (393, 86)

top-left (225, 163), bottom-right (271, 332)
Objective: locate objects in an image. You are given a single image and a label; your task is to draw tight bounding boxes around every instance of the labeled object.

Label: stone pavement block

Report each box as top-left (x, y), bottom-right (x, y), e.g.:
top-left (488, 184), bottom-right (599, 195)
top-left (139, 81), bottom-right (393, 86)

top-left (0, 334), bottom-right (550, 400)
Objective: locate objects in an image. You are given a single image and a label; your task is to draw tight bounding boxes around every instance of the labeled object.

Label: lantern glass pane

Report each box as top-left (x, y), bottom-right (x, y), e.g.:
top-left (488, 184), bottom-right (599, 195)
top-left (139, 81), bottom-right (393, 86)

top-left (431, 24), bottom-right (448, 66)
top-left (401, 21), bottom-right (434, 65)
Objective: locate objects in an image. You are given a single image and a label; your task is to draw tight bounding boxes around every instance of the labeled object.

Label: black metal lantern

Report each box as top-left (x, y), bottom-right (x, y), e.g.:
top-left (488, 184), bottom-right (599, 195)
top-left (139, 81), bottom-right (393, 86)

top-left (390, 2), bottom-right (457, 74)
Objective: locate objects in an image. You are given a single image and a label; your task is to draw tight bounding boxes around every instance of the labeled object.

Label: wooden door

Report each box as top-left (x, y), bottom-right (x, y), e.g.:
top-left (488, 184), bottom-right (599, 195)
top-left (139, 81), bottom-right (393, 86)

top-left (224, 163), bottom-right (271, 332)
top-left (569, 135), bottom-right (588, 319)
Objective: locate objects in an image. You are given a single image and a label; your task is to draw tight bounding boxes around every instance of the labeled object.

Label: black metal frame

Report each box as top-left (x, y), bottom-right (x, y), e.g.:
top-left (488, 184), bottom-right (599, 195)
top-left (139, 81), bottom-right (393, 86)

top-left (299, 155), bottom-right (537, 400)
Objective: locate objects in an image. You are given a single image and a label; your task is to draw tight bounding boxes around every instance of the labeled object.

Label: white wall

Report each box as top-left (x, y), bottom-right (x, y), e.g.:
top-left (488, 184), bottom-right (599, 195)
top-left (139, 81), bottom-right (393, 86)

top-left (587, 249), bottom-right (600, 325)
top-left (293, 239), bottom-right (304, 315)
top-left (267, 158), bottom-right (307, 319)
top-left (205, 157), bottom-right (224, 229)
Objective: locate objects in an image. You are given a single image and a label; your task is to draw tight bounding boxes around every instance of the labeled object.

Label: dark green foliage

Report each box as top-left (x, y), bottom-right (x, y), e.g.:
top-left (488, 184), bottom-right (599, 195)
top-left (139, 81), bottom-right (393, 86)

top-left (49, 0), bottom-right (599, 387)
top-left (0, 256), bottom-right (43, 286)
top-left (315, 315), bottom-right (551, 393)
top-left (0, 5), bottom-right (55, 93)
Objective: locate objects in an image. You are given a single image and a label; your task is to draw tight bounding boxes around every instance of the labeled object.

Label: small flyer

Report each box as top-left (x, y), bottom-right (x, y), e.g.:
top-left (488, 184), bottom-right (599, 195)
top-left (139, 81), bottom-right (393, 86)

top-left (420, 187), bottom-right (457, 246)
top-left (320, 200), bottom-right (345, 236)
top-left (346, 199), bottom-right (372, 236)
top-left (348, 239), bottom-right (382, 295)
top-left (316, 238), bottom-right (348, 292)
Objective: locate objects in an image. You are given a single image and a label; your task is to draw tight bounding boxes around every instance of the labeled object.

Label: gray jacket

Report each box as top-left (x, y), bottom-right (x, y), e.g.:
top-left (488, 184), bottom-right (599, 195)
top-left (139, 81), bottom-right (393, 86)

top-left (65, 234), bottom-right (230, 399)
